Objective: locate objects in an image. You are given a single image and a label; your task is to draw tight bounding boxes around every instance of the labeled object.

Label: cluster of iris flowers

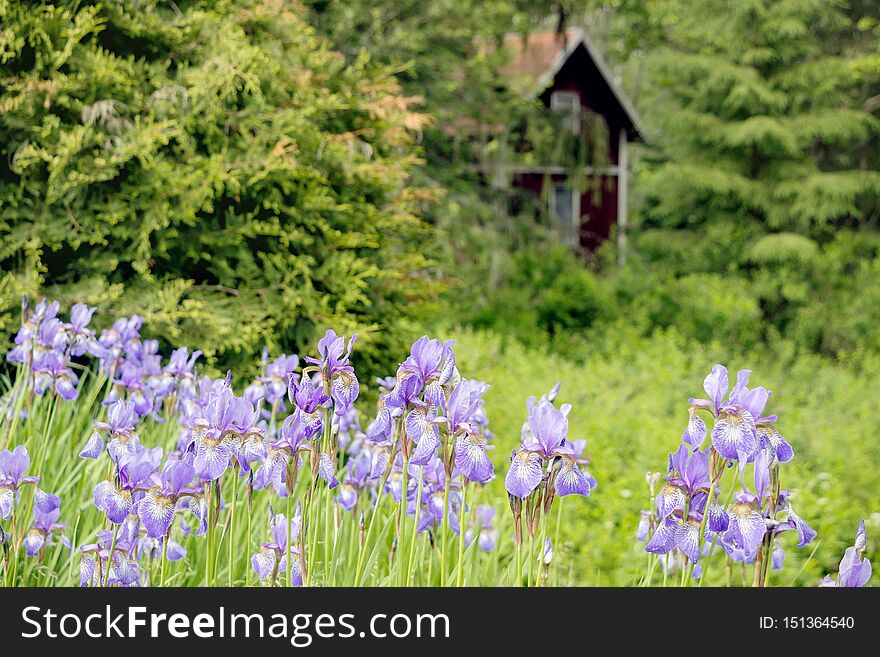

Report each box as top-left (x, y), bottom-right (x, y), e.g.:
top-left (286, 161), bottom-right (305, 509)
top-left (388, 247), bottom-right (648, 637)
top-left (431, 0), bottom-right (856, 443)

top-left (0, 297), bottom-right (599, 587)
top-left (638, 364), bottom-right (871, 587)
top-left (0, 298), bottom-right (872, 587)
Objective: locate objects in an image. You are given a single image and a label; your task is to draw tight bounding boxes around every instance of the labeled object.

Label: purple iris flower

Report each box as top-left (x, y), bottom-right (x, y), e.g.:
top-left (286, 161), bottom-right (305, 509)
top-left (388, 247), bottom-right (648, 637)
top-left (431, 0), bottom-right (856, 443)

top-left (97, 314), bottom-right (144, 374)
top-left (689, 365), bottom-right (762, 462)
top-left (720, 492), bottom-right (767, 560)
top-left (505, 401), bottom-right (570, 499)
top-left (400, 336), bottom-right (456, 394)
top-left (446, 380), bottom-right (493, 481)
top-left (93, 450), bottom-right (160, 525)
top-left (264, 353), bottom-right (300, 405)
top-left (134, 460), bottom-right (198, 538)
top-left (464, 505), bottom-right (498, 552)
top-left (0, 446), bottom-right (40, 519)
top-left (305, 330), bottom-right (359, 415)
top-left (337, 449), bottom-right (374, 511)
top-left (289, 374), bottom-right (329, 416)
top-left (150, 347), bottom-right (202, 398)
top-left (646, 446), bottom-right (714, 563)
top-left (32, 350), bottom-right (79, 400)
top-left (80, 527), bottom-right (141, 587)
top-left (24, 490), bottom-right (68, 557)
top-left (251, 510), bottom-right (303, 586)
top-left (381, 374), bottom-right (422, 418)
top-left (307, 329), bottom-right (357, 379)
top-left (7, 297), bottom-right (59, 364)
top-left (103, 362), bottom-right (155, 418)
top-left (64, 303), bottom-right (98, 357)
top-left (692, 366), bottom-right (793, 470)
top-left (84, 399), bottom-right (140, 462)
top-left (820, 521), bottom-right (871, 587)
top-left (189, 377), bottom-right (246, 481)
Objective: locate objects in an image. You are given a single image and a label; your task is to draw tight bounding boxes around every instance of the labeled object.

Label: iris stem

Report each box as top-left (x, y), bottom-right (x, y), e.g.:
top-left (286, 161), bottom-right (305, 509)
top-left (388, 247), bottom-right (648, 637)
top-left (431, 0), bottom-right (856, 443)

top-left (160, 533), bottom-right (169, 588)
top-left (527, 524), bottom-right (534, 587)
top-left (396, 451), bottom-right (410, 586)
top-left (405, 467), bottom-right (424, 586)
top-left (228, 471), bottom-right (238, 586)
top-left (455, 480), bottom-right (468, 587)
top-left (354, 464), bottom-right (388, 585)
top-left (286, 472), bottom-right (294, 587)
top-left (552, 497), bottom-right (563, 585)
top-left (440, 477), bottom-right (451, 583)
top-left (104, 524), bottom-right (119, 587)
top-left (536, 504), bottom-right (549, 587)
top-left (245, 486), bottom-right (253, 587)
top-left (205, 485), bottom-right (213, 586)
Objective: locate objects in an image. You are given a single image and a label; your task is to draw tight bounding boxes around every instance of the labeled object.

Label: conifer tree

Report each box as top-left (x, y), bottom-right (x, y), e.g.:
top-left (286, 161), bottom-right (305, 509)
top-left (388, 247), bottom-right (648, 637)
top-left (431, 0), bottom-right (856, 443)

top-left (0, 0), bottom-right (438, 374)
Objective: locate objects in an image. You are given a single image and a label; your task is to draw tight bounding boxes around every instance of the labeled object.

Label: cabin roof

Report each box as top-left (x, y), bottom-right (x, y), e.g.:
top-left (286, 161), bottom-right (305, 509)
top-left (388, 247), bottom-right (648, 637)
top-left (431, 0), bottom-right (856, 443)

top-left (494, 28), bottom-right (646, 142)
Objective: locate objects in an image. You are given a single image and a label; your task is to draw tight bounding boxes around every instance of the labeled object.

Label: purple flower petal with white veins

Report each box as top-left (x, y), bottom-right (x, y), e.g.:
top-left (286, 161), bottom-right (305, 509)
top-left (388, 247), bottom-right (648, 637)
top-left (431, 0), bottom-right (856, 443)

top-left (331, 371), bottom-right (359, 415)
top-left (136, 490), bottom-right (176, 538)
top-left (24, 529), bottom-right (45, 557)
top-left (34, 488), bottom-right (60, 514)
top-left (646, 517), bottom-right (677, 555)
top-left (79, 430), bottom-right (104, 459)
top-left (711, 408), bottom-right (757, 460)
top-left (453, 433), bottom-right (494, 483)
top-left (675, 518), bottom-right (702, 563)
top-left (707, 498), bottom-right (729, 533)
top-left (193, 439), bottom-right (231, 481)
top-left (317, 453), bottom-right (340, 489)
top-left (504, 449), bottom-right (543, 499)
top-left (410, 429), bottom-right (440, 466)
top-left (682, 411), bottom-right (707, 450)
top-left (554, 457), bottom-right (591, 497)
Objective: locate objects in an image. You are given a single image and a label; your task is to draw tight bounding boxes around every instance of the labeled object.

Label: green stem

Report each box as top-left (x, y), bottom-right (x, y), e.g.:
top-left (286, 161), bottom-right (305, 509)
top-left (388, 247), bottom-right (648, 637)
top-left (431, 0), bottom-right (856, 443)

top-left (536, 504), bottom-right (548, 587)
top-left (440, 476), bottom-right (451, 583)
top-left (286, 474), bottom-right (294, 587)
top-left (205, 486), bottom-right (213, 586)
top-left (405, 467), bottom-right (424, 586)
top-left (160, 534), bottom-right (169, 588)
top-left (353, 475), bottom-right (386, 585)
top-left (104, 524), bottom-right (119, 587)
top-left (456, 480), bottom-right (468, 587)
top-left (396, 452), bottom-right (409, 586)
top-left (228, 473), bottom-right (238, 587)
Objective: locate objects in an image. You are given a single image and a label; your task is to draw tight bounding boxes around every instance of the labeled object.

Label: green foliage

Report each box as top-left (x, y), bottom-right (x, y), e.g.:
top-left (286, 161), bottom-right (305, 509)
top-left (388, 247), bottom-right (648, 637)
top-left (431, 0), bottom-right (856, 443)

top-left (0, 0), bottom-right (441, 377)
top-left (745, 232), bottom-right (819, 265)
top-left (636, 0), bottom-right (880, 237)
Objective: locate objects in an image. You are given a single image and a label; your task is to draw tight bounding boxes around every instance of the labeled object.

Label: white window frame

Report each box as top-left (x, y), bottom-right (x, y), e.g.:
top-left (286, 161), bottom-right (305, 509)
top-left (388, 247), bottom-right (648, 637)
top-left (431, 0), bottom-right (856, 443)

top-left (550, 91), bottom-right (581, 135)
top-left (549, 183), bottom-right (580, 248)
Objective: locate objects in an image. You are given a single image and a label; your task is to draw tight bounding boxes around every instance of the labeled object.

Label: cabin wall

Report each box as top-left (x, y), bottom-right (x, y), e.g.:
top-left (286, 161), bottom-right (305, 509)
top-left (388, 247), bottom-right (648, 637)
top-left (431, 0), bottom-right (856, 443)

top-left (511, 172), bottom-right (617, 252)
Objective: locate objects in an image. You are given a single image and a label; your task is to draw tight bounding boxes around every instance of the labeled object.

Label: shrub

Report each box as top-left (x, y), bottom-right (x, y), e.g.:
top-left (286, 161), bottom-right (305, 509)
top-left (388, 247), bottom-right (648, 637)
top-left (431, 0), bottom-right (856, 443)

top-left (0, 0), bottom-right (441, 377)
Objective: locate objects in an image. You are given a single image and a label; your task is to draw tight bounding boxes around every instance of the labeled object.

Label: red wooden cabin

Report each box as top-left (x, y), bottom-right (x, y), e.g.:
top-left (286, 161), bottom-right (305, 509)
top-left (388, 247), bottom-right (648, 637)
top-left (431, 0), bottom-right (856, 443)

top-left (497, 29), bottom-right (645, 257)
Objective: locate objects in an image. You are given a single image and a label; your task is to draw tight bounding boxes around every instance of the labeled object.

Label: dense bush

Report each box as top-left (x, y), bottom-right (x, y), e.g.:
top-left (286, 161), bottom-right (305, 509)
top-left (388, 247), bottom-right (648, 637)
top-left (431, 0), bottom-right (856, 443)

top-left (0, 0), bottom-right (441, 378)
